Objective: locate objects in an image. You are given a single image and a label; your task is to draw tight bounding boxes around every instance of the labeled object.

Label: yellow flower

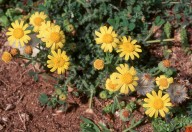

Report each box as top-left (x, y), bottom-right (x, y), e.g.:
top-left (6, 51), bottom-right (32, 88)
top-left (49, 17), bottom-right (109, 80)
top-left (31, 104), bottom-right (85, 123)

top-left (47, 49), bottom-right (70, 74)
top-left (93, 59), bottom-right (104, 70)
top-left (2, 52), bottom-right (12, 63)
top-left (30, 12), bottom-right (47, 32)
top-left (59, 94), bottom-right (67, 101)
top-left (110, 64), bottom-right (138, 94)
top-left (117, 36), bottom-right (142, 60)
top-left (24, 45), bottom-right (33, 55)
top-left (44, 25), bottom-right (66, 50)
top-left (6, 20), bottom-right (31, 47)
top-left (95, 26), bottom-right (119, 52)
top-left (143, 90), bottom-right (172, 118)
top-left (37, 21), bottom-right (54, 40)
top-left (156, 75), bottom-right (173, 90)
top-left (105, 78), bottom-right (119, 92)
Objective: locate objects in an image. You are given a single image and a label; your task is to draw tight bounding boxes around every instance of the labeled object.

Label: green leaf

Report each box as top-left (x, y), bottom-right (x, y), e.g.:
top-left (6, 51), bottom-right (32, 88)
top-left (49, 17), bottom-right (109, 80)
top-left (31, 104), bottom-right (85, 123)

top-left (34, 73), bottom-right (39, 82)
top-left (128, 23), bottom-right (135, 31)
top-left (0, 15), bottom-right (9, 27)
top-left (80, 116), bottom-right (101, 132)
top-left (39, 93), bottom-right (48, 105)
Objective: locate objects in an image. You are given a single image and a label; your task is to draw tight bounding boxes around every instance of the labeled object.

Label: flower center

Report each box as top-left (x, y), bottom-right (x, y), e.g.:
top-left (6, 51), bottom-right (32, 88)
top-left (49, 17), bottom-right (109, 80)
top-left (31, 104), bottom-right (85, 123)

top-left (102, 34), bottom-right (113, 43)
top-left (50, 32), bottom-right (61, 43)
top-left (153, 98), bottom-right (164, 109)
top-left (13, 28), bottom-right (24, 39)
top-left (108, 80), bottom-right (117, 90)
top-left (163, 60), bottom-right (171, 67)
top-left (121, 73), bottom-right (133, 84)
top-left (124, 42), bottom-right (135, 52)
top-left (34, 17), bottom-right (44, 26)
top-left (122, 110), bottom-right (129, 118)
top-left (54, 57), bottom-right (65, 67)
top-left (159, 78), bottom-right (168, 87)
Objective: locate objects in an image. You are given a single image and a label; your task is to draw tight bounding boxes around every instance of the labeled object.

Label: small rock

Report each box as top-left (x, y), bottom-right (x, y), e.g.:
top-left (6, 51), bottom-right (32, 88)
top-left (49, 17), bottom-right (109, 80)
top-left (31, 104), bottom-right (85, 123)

top-left (5, 104), bottom-right (15, 111)
top-left (21, 113), bottom-right (30, 121)
top-left (85, 108), bottom-right (94, 114)
top-left (0, 124), bottom-right (4, 131)
top-left (2, 117), bottom-right (8, 122)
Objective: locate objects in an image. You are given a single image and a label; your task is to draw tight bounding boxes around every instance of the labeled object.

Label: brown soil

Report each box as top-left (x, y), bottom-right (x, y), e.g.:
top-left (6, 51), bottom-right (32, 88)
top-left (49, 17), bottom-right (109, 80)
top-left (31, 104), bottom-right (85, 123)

top-left (0, 58), bottom-right (153, 132)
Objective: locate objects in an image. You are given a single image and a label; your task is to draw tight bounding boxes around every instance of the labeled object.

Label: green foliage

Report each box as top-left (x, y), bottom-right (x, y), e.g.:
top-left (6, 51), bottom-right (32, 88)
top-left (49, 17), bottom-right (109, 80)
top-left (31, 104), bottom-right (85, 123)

top-left (125, 101), bottom-right (136, 112)
top-left (187, 101), bottom-right (192, 117)
top-left (39, 93), bottom-right (49, 105)
top-left (0, 0), bottom-right (34, 28)
top-left (152, 115), bottom-right (192, 132)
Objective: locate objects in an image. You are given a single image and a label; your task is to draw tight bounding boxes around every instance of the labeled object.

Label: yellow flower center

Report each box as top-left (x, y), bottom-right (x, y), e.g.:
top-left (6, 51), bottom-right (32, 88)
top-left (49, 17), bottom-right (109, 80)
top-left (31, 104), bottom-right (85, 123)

top-left (54, 57), bottom-right (65, 67)
top-left (159, 78), bottom-right (168, 87)
top-left (13, 28), bottom-right (24, 39)
top-left (108, 80), bottom-right (117, 90)
top-left (59, 94), bottom-right (66, 101)
top-left (153, 98), bottom-right (164, 109)
top-left (121, 73), bottom-right (133, 84)
top-left (102, 34), bottom-right (113, 43)
top-left (34, 17), bottom-right (44, 26)
top-left (50, 32), bottom-right (61, 43)
top-left (124, 42), bottom-right (135, 52)
top-left (162, 60), bottom-right (171, 67)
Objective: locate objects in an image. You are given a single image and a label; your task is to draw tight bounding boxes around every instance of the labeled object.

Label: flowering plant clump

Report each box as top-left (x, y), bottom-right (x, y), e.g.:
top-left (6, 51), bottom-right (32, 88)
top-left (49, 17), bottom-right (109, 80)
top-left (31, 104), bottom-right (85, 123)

top-left (0, 0), bottom-right (191, 131)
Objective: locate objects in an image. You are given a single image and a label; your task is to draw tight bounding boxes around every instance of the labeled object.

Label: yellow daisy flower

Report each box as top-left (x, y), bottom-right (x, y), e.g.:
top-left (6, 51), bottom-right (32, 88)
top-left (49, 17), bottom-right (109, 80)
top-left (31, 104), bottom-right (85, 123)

top-left (117, 36), bottom-right (142, 60)
top-left (105, 78), bottom-right (119, 92)
top-left (110, 64), bottom-right (138, 94)
top-left (37, 21), bottom-right (55, 40)
top-left (143, 90), bottom-right (172, 118)
top-left (47, 49), bottom-right (70, 74)
top-left (93, 59), bottom-right (104, 70)
top-left (2, 52), bottom-right (12, 63)
top-left (95, 26), bottom-right (119, 52)
top-left (156, 75), bottom-right (173, 90)
top-left (6, 20), bottom-right (31, 47)
top-left (30, 12), bottom-right (47, 32)
top-left (44, 25), bottom-right (66, 50)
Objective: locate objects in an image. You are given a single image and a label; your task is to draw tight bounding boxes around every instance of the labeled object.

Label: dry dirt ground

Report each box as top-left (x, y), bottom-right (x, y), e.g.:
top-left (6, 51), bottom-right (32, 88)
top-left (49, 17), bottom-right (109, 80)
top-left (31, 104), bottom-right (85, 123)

top-left (0, 30), bottom-right (191, 132)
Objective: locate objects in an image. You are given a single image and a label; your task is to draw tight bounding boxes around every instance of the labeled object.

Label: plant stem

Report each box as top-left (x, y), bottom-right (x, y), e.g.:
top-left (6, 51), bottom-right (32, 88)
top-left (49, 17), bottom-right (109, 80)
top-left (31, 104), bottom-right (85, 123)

top-left (114, 95), bottom-right (121, 110)
top-left (89, 89), bottom-right (94, 109)
top-left (146, 38), bottom-right (175, 44)
top-left (122, 118), bottom-right (145, 132)
top-left (152, 69), bottom-right (161, 76)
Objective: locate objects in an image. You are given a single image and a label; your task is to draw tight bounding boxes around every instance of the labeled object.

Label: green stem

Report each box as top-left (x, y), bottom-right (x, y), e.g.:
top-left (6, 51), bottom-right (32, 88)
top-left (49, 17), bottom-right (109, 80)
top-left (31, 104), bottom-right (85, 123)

top-left (152, 69), bottom-right (161, 76)
top-left (144, 32), bottom-right (153, 42)
top-left (89, 90), bottom-right (94, 109)
top-left (146, 38), bottom-right (175, 44)
top-left (114, 95), bottom-right (121, 110)
top-left (122, 118), bottom-right (144, 132)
